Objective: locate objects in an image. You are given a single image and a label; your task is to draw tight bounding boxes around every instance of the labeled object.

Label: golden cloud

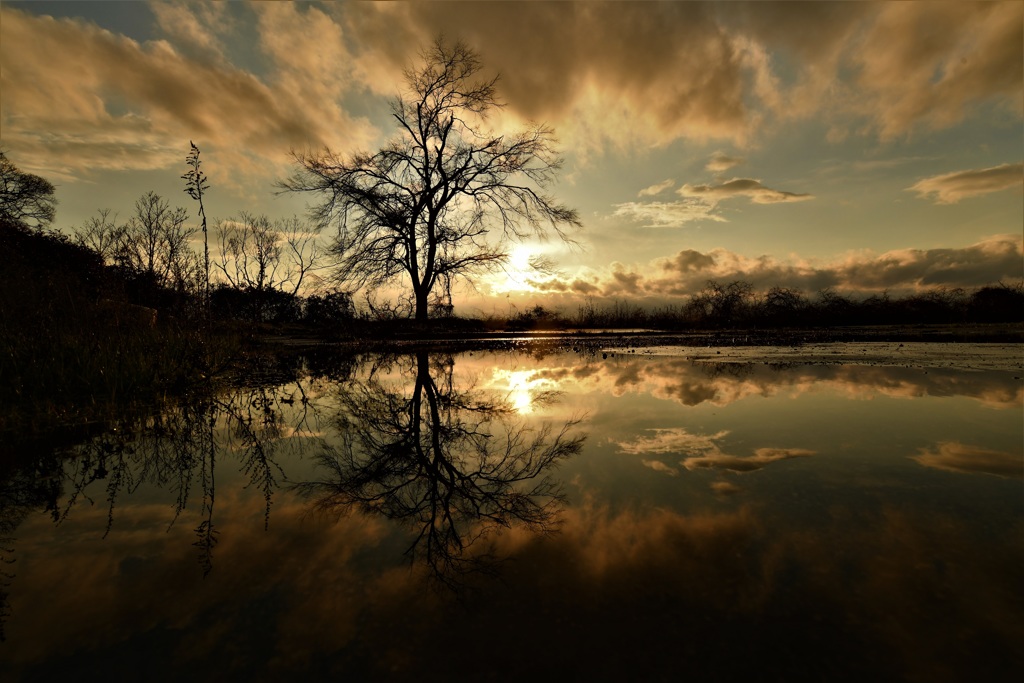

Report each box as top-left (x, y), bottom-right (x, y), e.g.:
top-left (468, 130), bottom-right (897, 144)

top-left (908, 163), bottom-right (1024, 204)
top-left (678, 177), bottom-right (814, 205)
top-left (0, 6), bottom-right (377, 187)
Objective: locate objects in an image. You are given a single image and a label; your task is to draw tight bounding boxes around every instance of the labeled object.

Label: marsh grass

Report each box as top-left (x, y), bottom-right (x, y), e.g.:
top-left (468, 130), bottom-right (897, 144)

top-left (0, 222), bottom-right (243, 435)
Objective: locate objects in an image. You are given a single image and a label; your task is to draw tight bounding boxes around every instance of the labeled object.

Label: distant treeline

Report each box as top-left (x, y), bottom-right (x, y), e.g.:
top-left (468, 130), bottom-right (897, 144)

top-left (507, 280), bottom-right (1024, 331)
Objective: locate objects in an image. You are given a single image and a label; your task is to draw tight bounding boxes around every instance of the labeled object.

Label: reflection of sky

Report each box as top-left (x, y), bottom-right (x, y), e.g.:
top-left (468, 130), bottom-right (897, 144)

top-left (465, 349), bottom-right (1023, 499)
top-left (2, 351), bottom-right (1022, 680)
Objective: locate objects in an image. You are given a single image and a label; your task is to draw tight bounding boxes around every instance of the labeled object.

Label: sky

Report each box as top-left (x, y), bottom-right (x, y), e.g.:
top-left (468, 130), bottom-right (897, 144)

top-left (1, 1), bottom-right (1022, 315)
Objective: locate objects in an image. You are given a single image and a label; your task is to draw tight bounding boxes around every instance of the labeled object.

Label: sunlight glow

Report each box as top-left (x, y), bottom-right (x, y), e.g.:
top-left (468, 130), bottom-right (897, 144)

top-left (489, 245), bottom-right (539, 294)
top-left (492, 368), bottom-right (553, 414)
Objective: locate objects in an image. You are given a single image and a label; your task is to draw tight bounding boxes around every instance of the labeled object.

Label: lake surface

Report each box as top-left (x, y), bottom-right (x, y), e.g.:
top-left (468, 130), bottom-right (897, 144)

top-left (2, 345), bottom-right (1022, 681)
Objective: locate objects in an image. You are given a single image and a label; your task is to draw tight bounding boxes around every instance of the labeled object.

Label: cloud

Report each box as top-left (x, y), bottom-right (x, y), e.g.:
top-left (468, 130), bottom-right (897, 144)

top-left (682, 447), bottom-right (816, 473)
top-left (616, 428), bottom-right (729, 457)
top-left (343, 2), bottom-right (764, 153)
top-left (342, 1), bottom-right (1022, 149)
top-left (613, 172), bottom-right (813, 233)
top-left (642, 460), bottom-right (680, 477)
top-left (678, 178), bottom-right (814, 205)
top-left (710, 480), bottom-right (742, 496)
top-left (912, 442), bottom-right (1023, 479)
top-left (661, 249), bottom-right (717, 273)
top-left (3, 0), bottom-right (1021, 191)
top-left (0, 6), bottom-right (377, 186)
top-left (612, 200), bottom-right (725, 228)
top-left (150, 1), bottom-right (231, 61)
top-left (528, 234), bottom-right (1023, 302)
top-left (706, 152), bottom-right (745, 173)
top-left (907, 163), bottom-right (1023, 204)
top-left (638, 179), bottom-right (675, 197)
top-left (852, 2), bottom-right (1024, 139)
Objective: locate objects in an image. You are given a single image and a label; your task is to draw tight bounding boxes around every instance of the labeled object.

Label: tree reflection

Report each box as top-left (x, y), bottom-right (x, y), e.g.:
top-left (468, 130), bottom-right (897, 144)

top-left (43, 373), bottom-right (332, 576)
top-left (296, 351), bottom-right (586, 585)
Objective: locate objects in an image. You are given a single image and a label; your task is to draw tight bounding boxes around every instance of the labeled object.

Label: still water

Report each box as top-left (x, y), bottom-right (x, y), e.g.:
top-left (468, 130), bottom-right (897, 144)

top-left (2, 346), bottom-right (1022, 681)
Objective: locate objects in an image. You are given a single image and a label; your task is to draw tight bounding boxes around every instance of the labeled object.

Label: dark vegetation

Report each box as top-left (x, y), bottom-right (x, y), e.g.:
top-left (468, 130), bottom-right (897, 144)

top-left (503, 280), bottom-right (1024, 332)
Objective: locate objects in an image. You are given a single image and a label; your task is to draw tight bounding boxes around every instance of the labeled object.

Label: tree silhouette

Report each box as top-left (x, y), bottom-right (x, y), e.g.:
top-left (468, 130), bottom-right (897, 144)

top-left (281, 38), bottom-right (580, 321)
top-left (0, 150), bottom-right (57, 231)
top-left (296, 351), bottom-right (586, 584)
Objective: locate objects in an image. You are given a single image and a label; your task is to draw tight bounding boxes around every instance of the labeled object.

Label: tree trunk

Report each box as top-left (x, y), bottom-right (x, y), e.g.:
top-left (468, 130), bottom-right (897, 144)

top-left (415, 287), bottom-right (430, 322)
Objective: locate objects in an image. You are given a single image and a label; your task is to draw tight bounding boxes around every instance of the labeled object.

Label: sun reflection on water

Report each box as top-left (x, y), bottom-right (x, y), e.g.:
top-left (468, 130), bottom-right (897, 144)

top-left (491, 369), bottom-right (554, 414)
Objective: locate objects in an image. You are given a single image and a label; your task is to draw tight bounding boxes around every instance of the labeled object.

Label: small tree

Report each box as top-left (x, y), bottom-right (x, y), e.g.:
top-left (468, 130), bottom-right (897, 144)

top-left (0, 150), bottom-right (57, 231)
top-left (281, 38), bottom-right (580, 321)
top-left (182, 142), bottom-right (211, 309)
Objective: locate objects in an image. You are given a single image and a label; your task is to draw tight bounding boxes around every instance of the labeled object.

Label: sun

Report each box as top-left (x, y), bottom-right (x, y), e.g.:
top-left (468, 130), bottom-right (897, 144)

top-left (490, 244), bottom-right (538, 294)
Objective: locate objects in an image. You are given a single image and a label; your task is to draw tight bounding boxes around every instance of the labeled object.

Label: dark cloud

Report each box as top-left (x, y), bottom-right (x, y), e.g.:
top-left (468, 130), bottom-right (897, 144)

top-left (348, 1), bottom-right (1022, 145)
top-left (530, 235), bottom-right (1022, 302)
top-left (661, 249), bottom-right (717, 274)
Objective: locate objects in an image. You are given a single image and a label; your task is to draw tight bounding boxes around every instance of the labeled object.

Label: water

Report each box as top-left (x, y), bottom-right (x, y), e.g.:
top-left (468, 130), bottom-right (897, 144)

top-left (2, 346), bottom-right (1022, 681)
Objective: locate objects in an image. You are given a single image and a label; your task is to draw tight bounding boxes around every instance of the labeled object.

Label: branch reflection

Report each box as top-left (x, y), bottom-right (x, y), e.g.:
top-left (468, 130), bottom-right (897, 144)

top-left (43, 372), bottom-right (333, 577)
top-left (297, 351), bottom-right (586, 585)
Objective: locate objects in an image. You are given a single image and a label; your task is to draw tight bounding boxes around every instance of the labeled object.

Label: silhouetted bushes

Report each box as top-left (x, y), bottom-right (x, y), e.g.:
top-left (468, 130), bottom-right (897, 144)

top-left (565, 280), bottom-right (1023, 330)
top-left (0, 218), bottom-right (233, 432)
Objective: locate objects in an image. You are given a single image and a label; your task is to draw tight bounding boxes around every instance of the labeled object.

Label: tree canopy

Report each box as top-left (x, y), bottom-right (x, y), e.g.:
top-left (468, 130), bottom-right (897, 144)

top-left (282, 38), bottom-right (581, 321)
top-left (0, 150), bottom-right (57, 231)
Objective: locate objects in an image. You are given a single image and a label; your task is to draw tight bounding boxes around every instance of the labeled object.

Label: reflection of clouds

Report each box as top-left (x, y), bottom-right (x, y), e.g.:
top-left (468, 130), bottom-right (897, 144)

top-left (531, 356), bottom-right (1023, 410)
top-left (616, 428), bottom-right (814, 476)
top-left (641, 460), bottom-right (679, 477)
top-left (475, 354), bottom-right (1022, 421)
top-left (490, 368), bottom-right (559, 414)
top-left (912, 442), bottom-right (1023, 479)
top-left (616, 428), bottom-right (729, 456)
top-left (711, 480), bottom-right (742, 496)
top-left (8, 489), bottom-right (1024, 680)
top-left (683, 447), bottom-right (816, 473)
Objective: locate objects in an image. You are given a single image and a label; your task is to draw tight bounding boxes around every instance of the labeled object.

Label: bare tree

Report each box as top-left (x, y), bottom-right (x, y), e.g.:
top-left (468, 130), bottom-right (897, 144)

top-left (281, 38), bottom-right (581, 321)
top-left (75, 193), bottom-right (198, 295)
top-left (0, 150), bottom-right (57, 231)
top-left (117, 191), bottom-right (196, 291)
top-left (76, 208), bottom-right (124, 261)
top-left (214, 212), bottom-right (324, 321)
